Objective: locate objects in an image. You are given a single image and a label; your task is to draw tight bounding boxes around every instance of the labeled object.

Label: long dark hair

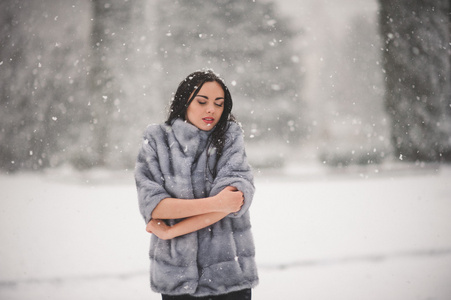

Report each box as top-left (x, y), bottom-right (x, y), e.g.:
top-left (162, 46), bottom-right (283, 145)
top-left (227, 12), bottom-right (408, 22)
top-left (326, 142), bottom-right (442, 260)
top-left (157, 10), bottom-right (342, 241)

top-left (166, 69), bottom-right (236, 160)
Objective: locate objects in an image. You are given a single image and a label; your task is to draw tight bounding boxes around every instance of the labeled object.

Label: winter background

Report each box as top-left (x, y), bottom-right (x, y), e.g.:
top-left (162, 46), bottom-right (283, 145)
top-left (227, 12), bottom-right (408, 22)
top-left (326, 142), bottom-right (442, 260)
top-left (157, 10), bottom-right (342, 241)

top-left (1, 0), bottom-right (451, 299)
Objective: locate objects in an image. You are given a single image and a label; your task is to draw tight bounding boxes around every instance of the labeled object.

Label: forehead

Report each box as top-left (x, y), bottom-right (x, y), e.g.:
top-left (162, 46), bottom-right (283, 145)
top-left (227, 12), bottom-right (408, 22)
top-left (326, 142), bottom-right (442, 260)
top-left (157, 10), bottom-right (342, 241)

top-left (197, 81), bottom-right (224, 96)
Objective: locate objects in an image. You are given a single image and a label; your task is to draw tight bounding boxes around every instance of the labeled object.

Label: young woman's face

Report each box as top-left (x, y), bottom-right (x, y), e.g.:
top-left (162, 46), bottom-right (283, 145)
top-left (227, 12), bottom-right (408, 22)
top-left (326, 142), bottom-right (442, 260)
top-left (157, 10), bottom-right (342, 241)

top-left (185, 81), bottom-right (225, 131)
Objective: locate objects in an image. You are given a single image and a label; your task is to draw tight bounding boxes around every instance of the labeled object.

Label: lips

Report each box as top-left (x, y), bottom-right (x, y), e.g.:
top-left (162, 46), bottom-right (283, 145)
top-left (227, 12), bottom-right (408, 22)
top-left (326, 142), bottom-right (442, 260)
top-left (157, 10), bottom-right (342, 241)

top-left (202, 117), bottom-right (215, 124)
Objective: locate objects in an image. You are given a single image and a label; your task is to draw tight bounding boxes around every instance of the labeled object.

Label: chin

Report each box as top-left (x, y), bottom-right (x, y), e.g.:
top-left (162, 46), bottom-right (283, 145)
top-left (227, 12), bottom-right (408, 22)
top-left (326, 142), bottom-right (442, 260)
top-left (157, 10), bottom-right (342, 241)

top-left (201, 126), bottom-right (215, 131)
top-left (198, 122), bottom-right (217, 131)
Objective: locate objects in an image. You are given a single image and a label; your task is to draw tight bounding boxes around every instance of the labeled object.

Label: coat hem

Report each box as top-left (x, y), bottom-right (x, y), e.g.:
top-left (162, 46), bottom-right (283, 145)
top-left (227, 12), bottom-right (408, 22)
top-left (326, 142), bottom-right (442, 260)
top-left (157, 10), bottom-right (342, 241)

top-left (152, 279), bottom-right (259, 297)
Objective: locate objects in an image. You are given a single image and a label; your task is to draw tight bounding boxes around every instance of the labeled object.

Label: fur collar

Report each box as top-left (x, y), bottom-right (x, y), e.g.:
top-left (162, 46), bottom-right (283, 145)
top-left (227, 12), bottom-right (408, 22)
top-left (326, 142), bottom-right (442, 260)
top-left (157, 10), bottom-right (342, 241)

top-left (170, 118), bottom-right (213, 157)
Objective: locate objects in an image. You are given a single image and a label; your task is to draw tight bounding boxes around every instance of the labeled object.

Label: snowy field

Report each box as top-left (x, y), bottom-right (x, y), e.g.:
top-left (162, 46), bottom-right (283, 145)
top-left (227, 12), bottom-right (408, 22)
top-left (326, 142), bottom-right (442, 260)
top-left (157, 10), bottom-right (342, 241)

top-left (1, 163), bottom-right (451, 300)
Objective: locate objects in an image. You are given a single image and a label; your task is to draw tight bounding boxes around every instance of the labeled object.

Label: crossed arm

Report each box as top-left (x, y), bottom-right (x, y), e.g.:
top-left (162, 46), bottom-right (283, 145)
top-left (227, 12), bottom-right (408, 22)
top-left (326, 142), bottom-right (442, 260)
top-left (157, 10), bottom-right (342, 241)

top-left (146, 186), bottom-right (244, 240)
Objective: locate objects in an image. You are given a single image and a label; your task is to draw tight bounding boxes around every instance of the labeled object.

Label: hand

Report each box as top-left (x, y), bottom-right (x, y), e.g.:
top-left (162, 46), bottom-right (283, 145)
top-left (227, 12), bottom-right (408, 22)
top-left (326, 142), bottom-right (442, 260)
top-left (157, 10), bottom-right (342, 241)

top-left (146, 219), bottom-right (172, 240)
top-left (216, 186), bottom-right (244, 214)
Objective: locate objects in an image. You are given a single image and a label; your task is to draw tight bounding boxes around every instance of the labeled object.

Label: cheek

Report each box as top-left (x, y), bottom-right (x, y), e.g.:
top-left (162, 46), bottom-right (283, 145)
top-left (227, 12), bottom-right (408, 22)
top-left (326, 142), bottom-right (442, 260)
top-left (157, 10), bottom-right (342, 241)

top-left (185, 104), bottom-right (200, 122)
top-left (184, 107), bottom-right (191, 121)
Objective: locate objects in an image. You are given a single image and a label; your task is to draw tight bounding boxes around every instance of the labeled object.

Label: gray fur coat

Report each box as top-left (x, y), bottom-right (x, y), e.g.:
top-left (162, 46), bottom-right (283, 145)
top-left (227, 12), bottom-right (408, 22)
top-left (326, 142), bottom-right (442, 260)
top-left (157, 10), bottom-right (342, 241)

top-left (134, 118), bottom-right (258, 296)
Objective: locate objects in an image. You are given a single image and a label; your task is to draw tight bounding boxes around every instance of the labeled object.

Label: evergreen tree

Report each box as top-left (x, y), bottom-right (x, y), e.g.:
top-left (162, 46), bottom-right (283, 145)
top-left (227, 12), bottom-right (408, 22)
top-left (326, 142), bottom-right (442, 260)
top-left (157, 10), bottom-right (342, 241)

top-left (0, 0), bottom-right (152, 171)
top-left (379, 0), bottom-right (451, 162)
top-left (154, 0), bottom-right (304, 144)
top-left (0, 1), bottom-right (87, 172)
top-left (85, 0), bottom-right (150, 169)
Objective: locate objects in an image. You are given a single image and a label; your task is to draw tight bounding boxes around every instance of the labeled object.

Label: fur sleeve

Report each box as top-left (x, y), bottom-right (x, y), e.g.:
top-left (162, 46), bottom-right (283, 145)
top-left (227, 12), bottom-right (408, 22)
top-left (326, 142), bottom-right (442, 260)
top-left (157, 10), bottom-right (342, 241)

top-left (134, 126), bottom-right (172, 224)
top-left (209, 122), bottom-right (255, 218)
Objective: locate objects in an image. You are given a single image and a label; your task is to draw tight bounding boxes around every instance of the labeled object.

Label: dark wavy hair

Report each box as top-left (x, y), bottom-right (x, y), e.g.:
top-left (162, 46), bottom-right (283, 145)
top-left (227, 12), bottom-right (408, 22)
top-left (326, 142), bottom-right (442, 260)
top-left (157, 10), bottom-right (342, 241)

top-left (166, 69), bottom-right (236, 161)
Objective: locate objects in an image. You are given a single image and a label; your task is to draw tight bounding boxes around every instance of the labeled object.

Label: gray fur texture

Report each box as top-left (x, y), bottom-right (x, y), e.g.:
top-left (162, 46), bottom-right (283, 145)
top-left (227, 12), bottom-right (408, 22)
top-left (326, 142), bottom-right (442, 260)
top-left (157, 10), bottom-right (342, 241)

top-left (135, 118), bottom-right (258, 296)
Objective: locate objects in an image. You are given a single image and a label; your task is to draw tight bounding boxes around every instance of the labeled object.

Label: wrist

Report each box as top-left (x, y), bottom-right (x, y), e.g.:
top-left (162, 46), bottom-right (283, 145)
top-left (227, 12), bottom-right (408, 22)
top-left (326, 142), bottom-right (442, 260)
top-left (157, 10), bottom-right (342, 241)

top-left (211, 194), bottom-right (223, 213)
top-left (166, 226), bottom-right (175, 240)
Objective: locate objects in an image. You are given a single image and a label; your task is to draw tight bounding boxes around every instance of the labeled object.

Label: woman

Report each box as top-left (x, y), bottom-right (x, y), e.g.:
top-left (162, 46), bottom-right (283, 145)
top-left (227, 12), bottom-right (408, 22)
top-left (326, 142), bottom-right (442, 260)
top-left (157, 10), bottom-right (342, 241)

top-left (135, 69), bottom-right (258, 299)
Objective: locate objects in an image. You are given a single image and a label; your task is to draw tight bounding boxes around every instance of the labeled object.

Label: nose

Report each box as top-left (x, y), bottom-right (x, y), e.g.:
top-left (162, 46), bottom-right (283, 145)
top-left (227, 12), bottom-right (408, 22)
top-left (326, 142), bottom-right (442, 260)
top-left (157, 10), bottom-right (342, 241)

top-left (206, 103), bottom-right (215, 114)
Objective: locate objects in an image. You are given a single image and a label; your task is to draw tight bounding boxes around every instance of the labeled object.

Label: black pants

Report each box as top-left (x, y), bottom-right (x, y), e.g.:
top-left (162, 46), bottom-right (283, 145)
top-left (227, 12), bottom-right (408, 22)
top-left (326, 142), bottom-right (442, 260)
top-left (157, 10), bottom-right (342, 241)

top-left (162, 288), bottom-right (251, 300)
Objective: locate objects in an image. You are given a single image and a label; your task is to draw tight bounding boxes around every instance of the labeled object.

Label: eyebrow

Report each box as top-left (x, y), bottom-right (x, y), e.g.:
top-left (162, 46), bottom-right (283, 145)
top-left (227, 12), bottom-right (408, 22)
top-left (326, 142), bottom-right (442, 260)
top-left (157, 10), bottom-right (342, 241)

top-left (196, 95), bottom-right (225, 101)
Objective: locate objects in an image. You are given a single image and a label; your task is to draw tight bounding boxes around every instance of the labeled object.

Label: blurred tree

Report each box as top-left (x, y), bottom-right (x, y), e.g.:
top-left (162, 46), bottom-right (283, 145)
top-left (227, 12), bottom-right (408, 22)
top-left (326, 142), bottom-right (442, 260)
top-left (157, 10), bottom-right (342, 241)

top-left (0, 0), bottom-right (153, 172)
top-left (0, 0), bottom-right (301, 172)
top-left (85, 0), bottom-right (150, 169)
top-left (154, 0), bottom-right (304, 149)
top-left (379, 0), bottom-right (451, 162)
top-left (0, 1), bottom-right (88, 172)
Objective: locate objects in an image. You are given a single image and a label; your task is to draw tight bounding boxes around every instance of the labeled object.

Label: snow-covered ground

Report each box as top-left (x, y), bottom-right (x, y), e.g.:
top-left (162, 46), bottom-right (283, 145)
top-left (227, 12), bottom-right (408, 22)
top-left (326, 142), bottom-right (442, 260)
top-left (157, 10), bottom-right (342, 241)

top-left (1, 163), bottom-right (451, 300)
